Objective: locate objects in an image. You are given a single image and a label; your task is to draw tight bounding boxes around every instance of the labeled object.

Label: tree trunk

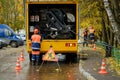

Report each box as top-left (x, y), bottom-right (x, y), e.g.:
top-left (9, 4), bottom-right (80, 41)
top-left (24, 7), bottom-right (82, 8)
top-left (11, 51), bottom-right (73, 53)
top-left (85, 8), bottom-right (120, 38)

top-left (112, 0), bottom-right (120, 23)
top-left (110, 28), bottom-right (114, 46)
top-left (101, 11), bottom-right (107, 42)
top-left (106, 27), bottom-right (110, 44)
top-left (103, 0), bottom-right (120, 44)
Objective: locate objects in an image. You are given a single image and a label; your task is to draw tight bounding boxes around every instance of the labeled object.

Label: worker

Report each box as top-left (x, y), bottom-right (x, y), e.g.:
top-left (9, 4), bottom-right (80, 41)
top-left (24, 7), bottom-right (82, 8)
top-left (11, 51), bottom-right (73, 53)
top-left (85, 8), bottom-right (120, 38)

top-left (82, 28), bottom-right (88, 47)
top-left (89, 26), bottom-right (95, 47)
top-left (31, 28), bottom-right (42, 65)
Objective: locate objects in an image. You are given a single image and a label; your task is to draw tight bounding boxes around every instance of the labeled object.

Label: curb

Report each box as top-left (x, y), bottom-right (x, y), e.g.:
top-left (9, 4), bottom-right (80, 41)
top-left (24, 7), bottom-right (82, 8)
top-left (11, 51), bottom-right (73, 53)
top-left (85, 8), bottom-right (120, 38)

top-left (79, 60), bottom-right (97, 80)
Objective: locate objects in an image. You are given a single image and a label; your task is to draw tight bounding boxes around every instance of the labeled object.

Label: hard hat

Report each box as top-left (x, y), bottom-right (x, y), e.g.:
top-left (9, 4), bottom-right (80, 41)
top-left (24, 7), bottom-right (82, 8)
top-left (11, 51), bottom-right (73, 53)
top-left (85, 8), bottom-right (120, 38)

top-left (34, 29), bottom-right (39, 34)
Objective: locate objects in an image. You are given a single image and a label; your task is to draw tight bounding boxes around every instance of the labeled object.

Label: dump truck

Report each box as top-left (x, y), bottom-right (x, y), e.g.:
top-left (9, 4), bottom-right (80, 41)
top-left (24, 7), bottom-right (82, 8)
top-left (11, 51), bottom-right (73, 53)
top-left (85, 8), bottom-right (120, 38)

top-left (25, 0), bottom-right (79, 62)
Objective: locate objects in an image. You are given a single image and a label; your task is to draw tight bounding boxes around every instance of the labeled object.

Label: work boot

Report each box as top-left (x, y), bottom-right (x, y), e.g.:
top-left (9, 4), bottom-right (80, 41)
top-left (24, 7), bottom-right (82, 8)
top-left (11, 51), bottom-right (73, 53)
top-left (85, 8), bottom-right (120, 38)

top-left (36, 61), bottom-right (40, 66)
top-left (31, 60), bottom-right (35, 66)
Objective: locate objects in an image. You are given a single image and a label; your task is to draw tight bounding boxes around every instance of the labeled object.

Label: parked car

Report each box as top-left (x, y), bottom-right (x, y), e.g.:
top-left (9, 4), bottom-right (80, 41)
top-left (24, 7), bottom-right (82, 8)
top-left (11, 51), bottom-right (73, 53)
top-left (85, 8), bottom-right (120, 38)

top-left (0, 39), bottom-right (8, 49)
top-left (0, 24), bottom-right (24, 48)
top-left (17, 34), bottom-right (26, 41)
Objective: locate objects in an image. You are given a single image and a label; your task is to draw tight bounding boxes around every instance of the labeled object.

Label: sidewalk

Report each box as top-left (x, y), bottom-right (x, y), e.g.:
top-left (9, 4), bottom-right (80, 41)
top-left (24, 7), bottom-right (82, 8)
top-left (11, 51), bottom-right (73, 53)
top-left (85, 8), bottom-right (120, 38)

top-left (79, 46), bottom-right (120, 80)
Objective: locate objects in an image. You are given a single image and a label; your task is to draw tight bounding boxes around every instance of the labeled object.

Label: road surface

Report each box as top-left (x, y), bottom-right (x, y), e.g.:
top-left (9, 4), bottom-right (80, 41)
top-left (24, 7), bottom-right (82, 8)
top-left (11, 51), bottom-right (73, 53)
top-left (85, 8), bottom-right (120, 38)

top-left (0, 45), bottom-right (86, 80)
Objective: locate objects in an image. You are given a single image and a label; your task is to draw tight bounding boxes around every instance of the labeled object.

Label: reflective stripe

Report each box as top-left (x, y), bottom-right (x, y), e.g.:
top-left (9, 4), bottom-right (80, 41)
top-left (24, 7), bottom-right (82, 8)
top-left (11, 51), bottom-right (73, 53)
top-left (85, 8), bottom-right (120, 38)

top-left (32, 51), bottom-right (40, 54)
top-left (32, 58), bottom-right (35, 61)
top-left (32, 47), bottom-right (40, 49)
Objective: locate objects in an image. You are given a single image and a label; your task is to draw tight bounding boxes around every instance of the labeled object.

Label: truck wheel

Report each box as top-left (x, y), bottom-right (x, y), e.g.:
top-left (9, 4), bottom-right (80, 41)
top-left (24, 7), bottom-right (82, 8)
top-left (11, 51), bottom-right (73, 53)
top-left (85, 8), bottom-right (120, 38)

top-left (65, 53), bottom-right (78, 63)
top-left (72, 53), bottom-right (78, 63)
top-left (10, 41), bottom-right (18, 48)
top-left (0, 46), bottom-right (2, 49)
top-left (65, 54), bottom-right (71, 63)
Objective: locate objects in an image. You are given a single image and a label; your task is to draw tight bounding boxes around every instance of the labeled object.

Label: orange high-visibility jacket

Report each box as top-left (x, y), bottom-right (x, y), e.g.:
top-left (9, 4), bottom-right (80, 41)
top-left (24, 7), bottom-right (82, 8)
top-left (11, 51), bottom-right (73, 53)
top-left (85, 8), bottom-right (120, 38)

top-left (31, 34), bottom-right (41, 51)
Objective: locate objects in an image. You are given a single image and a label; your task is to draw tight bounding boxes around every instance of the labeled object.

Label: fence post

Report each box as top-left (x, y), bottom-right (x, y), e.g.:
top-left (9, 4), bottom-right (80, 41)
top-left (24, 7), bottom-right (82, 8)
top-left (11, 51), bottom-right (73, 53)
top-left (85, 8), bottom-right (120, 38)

top-left (105, 45), bottom-right (112, 57)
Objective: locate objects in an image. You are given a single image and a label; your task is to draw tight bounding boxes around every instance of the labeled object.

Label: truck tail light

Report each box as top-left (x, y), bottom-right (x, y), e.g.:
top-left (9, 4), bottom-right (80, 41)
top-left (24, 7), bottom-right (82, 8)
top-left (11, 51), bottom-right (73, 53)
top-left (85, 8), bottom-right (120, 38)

top-left (65, 43), bottom-right (76, 47)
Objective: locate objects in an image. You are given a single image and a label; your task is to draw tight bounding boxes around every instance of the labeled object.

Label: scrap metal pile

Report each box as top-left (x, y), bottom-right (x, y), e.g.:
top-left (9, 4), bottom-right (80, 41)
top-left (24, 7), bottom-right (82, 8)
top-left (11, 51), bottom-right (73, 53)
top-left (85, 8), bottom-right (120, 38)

top-left (44, 9), bottom-right (76, 39)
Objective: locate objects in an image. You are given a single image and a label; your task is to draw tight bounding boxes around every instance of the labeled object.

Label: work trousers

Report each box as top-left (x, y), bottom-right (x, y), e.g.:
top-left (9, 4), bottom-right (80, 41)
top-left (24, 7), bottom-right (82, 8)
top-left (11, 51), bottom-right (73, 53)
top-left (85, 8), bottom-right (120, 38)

top-left (32, 54), bottom-right (40, 62)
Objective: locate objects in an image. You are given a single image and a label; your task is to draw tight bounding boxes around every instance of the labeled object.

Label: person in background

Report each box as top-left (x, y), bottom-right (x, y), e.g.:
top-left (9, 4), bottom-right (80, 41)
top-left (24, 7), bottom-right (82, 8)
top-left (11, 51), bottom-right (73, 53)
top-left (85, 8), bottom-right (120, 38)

top-left (31, 28), bottom-right (42, 65)
top-left (82, 28), bottom-right (88, 47)
top-left (89, 26), bottom-right (95, 47)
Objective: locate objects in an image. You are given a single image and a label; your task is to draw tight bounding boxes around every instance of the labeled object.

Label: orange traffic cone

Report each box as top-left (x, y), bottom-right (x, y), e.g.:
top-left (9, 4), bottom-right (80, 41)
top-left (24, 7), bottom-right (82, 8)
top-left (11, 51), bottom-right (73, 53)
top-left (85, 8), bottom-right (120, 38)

top-left (15, 69), bottom-right (21, 75)
top-left (17, 57), bottom-right (20, 63)
top-left (15, 58), bottom-right (22, 70)
top-left (98, 58), bottom-right (108, 74)
top-left (93, 44), bottom-right (96, 51)
top-left (19, 51), bottom-right (25, 61)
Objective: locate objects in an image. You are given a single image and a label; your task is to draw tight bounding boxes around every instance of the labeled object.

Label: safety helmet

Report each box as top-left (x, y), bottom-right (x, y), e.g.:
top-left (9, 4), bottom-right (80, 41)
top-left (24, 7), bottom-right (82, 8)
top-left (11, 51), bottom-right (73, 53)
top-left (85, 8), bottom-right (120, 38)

top-left (34, 29), bottom-right (39, 34)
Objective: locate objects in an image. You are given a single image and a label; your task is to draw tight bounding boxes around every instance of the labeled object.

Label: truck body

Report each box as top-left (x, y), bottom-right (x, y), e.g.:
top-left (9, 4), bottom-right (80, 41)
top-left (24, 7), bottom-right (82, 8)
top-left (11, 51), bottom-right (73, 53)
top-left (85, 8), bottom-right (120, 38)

top-left (25, 0), bottom-right (79, 62)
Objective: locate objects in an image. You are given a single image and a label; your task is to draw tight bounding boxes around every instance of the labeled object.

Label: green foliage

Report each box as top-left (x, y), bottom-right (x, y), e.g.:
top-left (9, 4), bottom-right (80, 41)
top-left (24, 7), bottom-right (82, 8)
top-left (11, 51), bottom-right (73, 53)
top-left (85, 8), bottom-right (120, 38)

top-left (0, 0), bottom-right (24, 31)
top-left (80, 0), bottom-right (102, 39)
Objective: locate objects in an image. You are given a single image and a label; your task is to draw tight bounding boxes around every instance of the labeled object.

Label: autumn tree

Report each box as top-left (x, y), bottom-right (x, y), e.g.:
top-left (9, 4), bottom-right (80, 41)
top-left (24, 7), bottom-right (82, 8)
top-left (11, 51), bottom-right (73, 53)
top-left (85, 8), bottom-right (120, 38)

top-left (103, 0), bottom-right (120, 46)
top-left (79, 0), bottom-right (102, 40)
top-left (78, 0), bottom-right (120, 46)
top-left (0, 0), bottom-right (24, 31)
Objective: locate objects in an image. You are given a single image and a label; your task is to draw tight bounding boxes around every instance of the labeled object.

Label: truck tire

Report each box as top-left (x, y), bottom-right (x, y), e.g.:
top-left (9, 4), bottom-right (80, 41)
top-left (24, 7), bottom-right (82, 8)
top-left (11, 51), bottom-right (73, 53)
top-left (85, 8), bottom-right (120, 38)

top-left (72, 53), bottom-right (78, 63)
top-left (10, 41), bottom-right (18, 48)
top-left (0, 46), bottom-right (2, 49)
top-left (65, 53), bottom-right (78, 63)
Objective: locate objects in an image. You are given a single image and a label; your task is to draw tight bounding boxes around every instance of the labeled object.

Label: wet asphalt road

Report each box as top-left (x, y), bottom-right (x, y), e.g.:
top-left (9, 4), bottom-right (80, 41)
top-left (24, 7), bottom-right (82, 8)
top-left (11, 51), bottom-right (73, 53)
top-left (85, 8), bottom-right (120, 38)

top-left (0, 45), bottom-right (86, 80)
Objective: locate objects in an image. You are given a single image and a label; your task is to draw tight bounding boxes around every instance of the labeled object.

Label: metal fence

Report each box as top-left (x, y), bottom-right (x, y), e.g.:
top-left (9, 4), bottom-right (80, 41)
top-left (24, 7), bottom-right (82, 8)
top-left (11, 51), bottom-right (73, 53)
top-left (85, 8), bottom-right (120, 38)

top-left (112, 47), bottom-right (120, 64)
top-left (78, 33), bottom-right (120, 64)
top-left (96, 41), bottom-right (120, 64)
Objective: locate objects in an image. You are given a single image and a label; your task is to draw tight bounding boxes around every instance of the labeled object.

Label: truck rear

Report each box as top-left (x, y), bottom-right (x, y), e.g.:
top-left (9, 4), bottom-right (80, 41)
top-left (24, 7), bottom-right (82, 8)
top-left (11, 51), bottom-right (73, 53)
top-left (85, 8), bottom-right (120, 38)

top-left (25, 0), bottom-right (79, 62)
